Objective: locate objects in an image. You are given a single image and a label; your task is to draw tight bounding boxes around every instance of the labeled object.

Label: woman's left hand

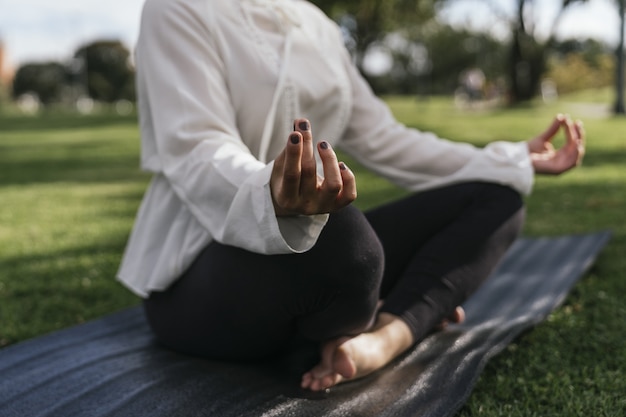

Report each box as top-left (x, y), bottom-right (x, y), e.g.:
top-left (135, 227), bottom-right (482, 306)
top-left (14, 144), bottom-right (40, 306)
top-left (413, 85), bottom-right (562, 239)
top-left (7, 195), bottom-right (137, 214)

top-left (527, 114), bottom-right (585, 175)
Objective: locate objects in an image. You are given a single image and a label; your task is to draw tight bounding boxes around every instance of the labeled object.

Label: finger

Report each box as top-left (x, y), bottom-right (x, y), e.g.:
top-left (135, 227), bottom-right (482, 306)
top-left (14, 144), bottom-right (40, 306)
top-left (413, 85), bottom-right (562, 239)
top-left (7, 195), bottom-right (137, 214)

top-left (563, 116), bottom-right (580, 150)
top-left (536, 114), bottom-right (565, 143)
top-left (574, 120), bottom-right (585, 144)
top-left (320, 373), bottom-right (341, 391)
top-left (337, 162), bottom-right (357, 206)
top-left (576, 120), bottom-right (586, 158)
top-left (527, 114), bottom-right (565, 154)
top-left (280, 132), bottom-right (303, 201)
top-left (572, 120), bottom-right (585, 166)
top-left (449, 306), bottom-right (465, 324)
top-left (315, 342), bottom-right (337, 379)
top-left (272, 147), bottom-right (286, 176)
top-left (318, 141), bottom-right (343, 202)
top-left (550, 117), bottom-right (583, 174)
top-left (294, 118), bottom-right (317, 194)
top-left (300, 372), bottom-right (313, 389)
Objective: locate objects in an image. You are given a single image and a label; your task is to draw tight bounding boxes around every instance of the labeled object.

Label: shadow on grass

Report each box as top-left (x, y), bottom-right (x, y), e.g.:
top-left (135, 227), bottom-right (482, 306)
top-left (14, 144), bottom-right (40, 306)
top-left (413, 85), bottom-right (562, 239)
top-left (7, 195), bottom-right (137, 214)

top-left (575, 148), bottom-right (626, 168)
top-left (0, 151), bottom-right (148, 185)
top-left (0, 113), bottom-right (138, 133)
top-left (1, 113), bottom-right (147, 186)
top-left (0, 236), bottom-right (140, 346)
top-left (0, 128), bottom-right (151, 186)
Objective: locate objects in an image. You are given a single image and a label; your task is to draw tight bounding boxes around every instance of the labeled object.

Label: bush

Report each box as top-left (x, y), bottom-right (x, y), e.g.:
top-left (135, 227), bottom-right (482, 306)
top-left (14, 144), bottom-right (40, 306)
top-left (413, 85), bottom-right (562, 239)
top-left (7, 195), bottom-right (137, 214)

top-left (545, 52), bottom-right (614, 95)
top-left (11, 62), bottom-right (67, 105)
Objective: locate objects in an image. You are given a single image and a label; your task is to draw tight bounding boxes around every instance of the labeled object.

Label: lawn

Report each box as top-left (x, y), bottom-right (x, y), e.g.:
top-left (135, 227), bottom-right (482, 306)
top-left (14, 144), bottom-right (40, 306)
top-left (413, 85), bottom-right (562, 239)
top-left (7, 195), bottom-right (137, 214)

top-left (1, 92), bottom-right (624, 415)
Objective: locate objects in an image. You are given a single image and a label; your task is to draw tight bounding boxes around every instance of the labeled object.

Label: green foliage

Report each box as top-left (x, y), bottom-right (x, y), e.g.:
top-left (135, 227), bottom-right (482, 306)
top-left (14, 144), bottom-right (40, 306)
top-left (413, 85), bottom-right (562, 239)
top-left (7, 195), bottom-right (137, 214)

top-left (507, 0), bottom-right (590, 102)
top-left (11, 62), bottom-right (67, 105)
top-left (545, 38), bottom-right (615, 95)
top-left (546, 53), bottom-right (614, 94)
top-left (310, 0), bottom-right (441, 68)
top-left (9, 39), bottom-right (135, 110)
top-left (75, 40), bottom-right (136, 103)
top-left (419, 24), bottom-right (507, 94)
top-left (310, 1), bottom-right (615, 99)
top-left (552, 38), bottom-right (612, 65)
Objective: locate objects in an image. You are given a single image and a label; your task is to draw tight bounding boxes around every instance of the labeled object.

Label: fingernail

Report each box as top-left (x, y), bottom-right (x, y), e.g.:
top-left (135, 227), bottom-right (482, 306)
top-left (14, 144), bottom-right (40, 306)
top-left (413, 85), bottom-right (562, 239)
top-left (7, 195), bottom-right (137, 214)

top-left (298, 120), bottom-right (310, 131)
top-left (320, 141), bottom-right (329, 150)
top-left (290, 133), bottom-right (300, 144)
top-left (339, 162), bottom-right (347, 171)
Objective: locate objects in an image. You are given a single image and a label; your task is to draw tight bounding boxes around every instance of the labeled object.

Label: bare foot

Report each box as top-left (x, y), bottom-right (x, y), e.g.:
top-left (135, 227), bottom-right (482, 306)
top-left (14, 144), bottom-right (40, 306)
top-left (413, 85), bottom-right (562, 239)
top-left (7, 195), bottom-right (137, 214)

top-left (300, 307), bottom-right (467, 391)
top-left (300, 313), bottom-right (414, 391)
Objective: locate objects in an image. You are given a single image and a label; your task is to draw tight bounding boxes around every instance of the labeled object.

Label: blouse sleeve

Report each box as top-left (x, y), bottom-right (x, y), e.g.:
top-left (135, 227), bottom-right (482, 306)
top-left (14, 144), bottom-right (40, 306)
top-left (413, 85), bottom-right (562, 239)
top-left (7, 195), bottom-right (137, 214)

top-left (135, 0), bottom-right (327, 254)
top-left (337, 49), bottom-right (534, 196)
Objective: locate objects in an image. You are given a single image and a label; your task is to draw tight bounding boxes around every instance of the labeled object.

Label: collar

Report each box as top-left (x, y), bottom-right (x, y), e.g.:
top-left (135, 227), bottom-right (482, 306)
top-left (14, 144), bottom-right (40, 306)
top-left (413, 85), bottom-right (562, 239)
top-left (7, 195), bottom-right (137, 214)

top-left (246, 0), bottom-right (301, 32)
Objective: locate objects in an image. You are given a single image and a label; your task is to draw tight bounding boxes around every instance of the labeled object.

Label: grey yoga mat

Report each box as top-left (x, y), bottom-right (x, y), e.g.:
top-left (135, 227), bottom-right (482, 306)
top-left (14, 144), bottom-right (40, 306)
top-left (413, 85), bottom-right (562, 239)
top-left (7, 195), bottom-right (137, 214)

top-left (0, 232), bottom-right (611, 417)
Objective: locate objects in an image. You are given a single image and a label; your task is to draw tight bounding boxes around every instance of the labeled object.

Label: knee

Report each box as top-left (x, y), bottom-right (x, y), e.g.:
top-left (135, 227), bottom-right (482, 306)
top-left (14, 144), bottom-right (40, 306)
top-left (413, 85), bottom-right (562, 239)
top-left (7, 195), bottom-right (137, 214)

top-left (480, 185), bottom-right (526, 252)
top-left (315, 205), bottom-right (385, 293)
top-left (479, 183), bottom-right (525, 214)
top-left (467, 183), bottom-right (526, 246)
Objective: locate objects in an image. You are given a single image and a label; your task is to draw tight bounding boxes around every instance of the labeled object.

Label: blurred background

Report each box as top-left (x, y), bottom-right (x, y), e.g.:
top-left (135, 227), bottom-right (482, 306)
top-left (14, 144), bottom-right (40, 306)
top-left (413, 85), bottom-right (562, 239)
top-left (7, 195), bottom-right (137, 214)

top-left (0, 0), bottom-right (624, 113)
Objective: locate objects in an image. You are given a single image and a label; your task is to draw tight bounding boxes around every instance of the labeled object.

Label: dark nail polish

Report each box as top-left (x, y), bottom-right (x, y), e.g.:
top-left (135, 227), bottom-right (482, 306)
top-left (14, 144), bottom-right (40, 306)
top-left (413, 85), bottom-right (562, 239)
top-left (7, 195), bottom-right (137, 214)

top-left (339, 162), bottom-right (347, 171)
top-left (298, 121), bottom-right (310, 131)
top-left (320, 141), bottom-right (329, 150)
top-left (290, 133), bottom-right (300, 144)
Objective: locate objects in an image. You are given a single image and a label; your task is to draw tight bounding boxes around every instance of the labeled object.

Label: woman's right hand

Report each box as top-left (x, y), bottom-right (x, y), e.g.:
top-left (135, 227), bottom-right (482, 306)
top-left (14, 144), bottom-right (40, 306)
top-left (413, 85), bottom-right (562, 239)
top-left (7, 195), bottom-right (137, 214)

top-left (270, 118), bottom-right (357, 217)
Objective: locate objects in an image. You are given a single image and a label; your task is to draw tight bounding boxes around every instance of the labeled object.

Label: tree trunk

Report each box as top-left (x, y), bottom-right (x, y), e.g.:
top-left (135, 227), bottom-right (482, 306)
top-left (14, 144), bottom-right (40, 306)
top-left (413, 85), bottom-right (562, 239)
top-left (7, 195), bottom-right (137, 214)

top-left (615, 0), bottom-right (625, 115)
top-left (508, 30), bottom-right (546, 104)
top-left (507, 0), bottom-right (546, 104)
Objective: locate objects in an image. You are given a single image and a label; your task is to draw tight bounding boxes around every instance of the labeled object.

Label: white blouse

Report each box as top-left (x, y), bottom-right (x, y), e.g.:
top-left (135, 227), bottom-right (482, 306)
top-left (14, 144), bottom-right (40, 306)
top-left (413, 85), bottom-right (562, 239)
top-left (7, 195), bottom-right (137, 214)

top-left (117, 0), bottom-right (534, 297)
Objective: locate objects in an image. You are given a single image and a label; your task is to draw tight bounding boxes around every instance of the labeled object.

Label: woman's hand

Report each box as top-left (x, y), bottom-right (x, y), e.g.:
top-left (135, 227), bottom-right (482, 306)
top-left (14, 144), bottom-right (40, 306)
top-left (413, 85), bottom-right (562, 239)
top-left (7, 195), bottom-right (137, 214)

top-left (527, 114), bottom-right (585, 175)
top-left (270, 118), bottom-right (357, 216)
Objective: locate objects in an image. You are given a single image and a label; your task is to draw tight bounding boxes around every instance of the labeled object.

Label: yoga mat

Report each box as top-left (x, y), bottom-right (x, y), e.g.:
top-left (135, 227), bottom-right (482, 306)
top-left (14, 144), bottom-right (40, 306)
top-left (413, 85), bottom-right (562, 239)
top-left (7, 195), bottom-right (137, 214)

top-left (0, 232), bottom-right (611, 417)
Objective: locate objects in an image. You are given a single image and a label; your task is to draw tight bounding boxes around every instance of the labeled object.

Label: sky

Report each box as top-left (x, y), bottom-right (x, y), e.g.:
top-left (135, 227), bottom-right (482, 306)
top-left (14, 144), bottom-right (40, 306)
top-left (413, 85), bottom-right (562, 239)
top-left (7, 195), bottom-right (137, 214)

top-left (0, 0), bottom-right (623, 70)
top-left (438, 0), bottom-right (622, 45)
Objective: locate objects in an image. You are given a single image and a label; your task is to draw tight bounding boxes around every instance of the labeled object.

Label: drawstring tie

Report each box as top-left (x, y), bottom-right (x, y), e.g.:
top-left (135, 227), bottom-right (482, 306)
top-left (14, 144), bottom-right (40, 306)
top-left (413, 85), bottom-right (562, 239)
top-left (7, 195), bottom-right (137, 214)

top-left (245, 0), bottom-right (300, 162)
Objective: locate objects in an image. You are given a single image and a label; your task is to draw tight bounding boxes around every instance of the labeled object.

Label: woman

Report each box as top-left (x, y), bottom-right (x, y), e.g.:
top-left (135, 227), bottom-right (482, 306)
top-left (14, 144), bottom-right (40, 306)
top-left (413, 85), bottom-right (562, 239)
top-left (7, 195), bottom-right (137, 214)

top-left (117, 0), bottom-right (584, 392)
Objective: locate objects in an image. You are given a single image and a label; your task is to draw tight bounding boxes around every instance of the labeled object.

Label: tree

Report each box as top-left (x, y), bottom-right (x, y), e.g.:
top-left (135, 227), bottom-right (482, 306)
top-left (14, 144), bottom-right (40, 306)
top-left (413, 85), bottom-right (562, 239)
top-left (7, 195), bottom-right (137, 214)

top-left (440, 0), bottom-right (590, 103)
top-left (310, 1), bottom-right (508, 96)
top-left (419, 25), bottom-right (508, 95)
top-left (74, 40), bottom-right (135, 103)
top-left (615, 0), bottom-right (625, 114)
top-left (310, 0), bottom-right (442, 73)
top-left (546, 49), bottom-right (614, 94)
top-left (507, 0), bottom-right (589, 103)
top-left (12, 62), bottom-right (67, 105)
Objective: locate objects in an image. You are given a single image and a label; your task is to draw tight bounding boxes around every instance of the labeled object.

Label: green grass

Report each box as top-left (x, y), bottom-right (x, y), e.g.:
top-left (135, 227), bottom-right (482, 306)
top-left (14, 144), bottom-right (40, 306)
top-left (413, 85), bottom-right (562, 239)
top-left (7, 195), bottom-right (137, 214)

top-left (1, 91), bottom-right (625, 415)
top-left (0, 113), bottom-right (147, 345)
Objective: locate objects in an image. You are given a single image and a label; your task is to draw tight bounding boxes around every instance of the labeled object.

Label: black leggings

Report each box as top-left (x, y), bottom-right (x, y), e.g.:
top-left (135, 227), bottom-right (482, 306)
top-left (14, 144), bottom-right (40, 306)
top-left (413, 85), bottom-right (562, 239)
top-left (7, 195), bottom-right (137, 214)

top-left (143, 182), bottom-right (525, 359)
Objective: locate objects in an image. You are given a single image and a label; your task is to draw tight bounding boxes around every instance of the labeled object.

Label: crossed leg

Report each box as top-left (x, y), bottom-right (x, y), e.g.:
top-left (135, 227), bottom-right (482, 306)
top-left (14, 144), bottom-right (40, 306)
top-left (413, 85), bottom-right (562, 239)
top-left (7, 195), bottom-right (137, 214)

top-left (301, 183), bottom-right (524, 391)
top-left (300, 307), bottom-right (465, 391)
